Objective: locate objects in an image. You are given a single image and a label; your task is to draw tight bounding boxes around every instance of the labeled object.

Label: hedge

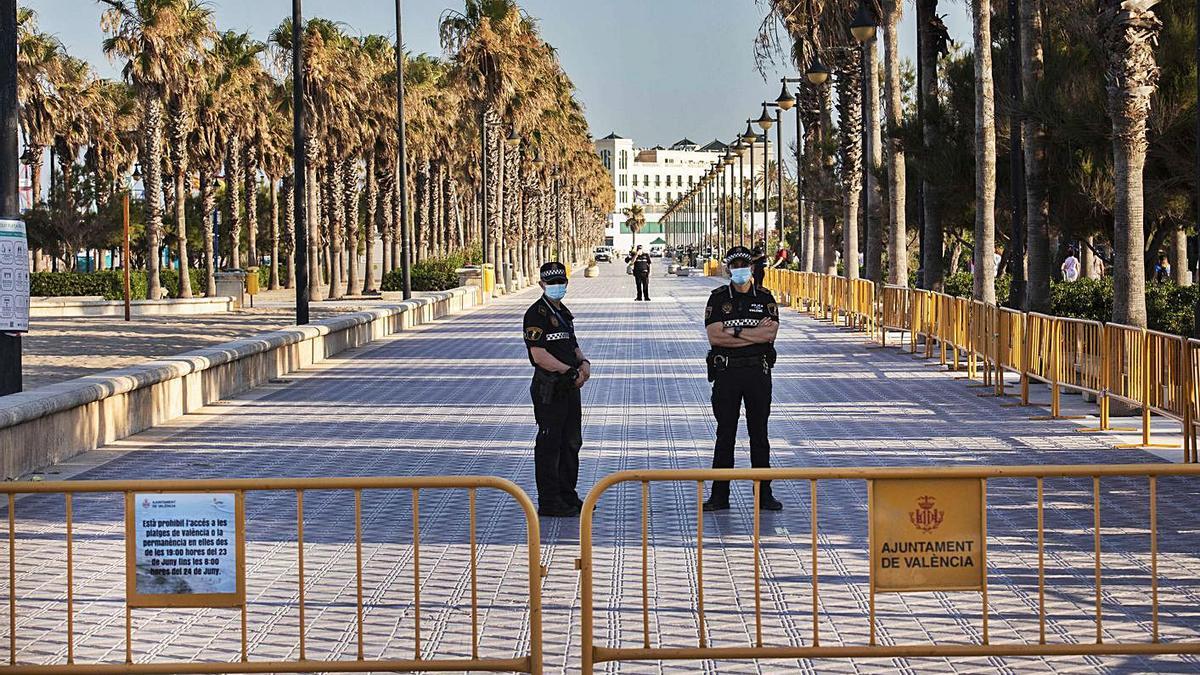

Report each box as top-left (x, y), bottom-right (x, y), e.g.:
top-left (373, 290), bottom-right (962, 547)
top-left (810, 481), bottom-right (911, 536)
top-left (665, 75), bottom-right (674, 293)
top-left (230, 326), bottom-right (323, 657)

top-left (939, 272), bottom-right (1197, 337)
top-left (381, 253), bottom-right (469, 292)
top-left (32, 269), bottom-right (204, 301)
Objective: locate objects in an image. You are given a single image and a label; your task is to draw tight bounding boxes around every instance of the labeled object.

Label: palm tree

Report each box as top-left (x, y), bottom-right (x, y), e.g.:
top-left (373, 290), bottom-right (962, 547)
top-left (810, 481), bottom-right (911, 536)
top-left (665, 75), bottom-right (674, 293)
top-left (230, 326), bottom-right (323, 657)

top-left (1100, 0), bottom-right (1162, 327)
top-left (881, 0), bottom-right (908, 286)
top-left (1020, 0), bottom-right (1051, 312)
top-left (101, 0), bottom-right (211, 300)
top-left (623, 204), bottom-right (645, 250)
top-left (970, 0), bottom-right (997, 303)
top-left (917, 0), bottom-right (948, 291)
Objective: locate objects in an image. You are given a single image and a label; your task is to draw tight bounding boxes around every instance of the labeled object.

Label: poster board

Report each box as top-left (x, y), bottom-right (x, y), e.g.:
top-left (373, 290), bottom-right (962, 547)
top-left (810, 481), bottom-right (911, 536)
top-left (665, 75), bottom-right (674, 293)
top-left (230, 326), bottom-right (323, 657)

top-left (125, 491), bottom-right (246, 608)
top-left (0, 219), bottom-right (30, 332)
top-left (870, 478), bottom-right (985, 593)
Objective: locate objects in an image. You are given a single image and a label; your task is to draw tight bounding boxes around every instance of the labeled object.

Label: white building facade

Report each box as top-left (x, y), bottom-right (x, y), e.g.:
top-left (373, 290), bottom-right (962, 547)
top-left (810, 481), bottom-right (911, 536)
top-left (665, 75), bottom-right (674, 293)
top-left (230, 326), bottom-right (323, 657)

top-left (593, 134), bottom-right (775, 252)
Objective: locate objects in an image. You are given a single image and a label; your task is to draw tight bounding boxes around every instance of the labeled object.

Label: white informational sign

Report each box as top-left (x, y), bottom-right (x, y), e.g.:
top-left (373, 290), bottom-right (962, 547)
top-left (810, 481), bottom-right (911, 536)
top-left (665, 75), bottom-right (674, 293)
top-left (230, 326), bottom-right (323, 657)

top-left (0, 219), bottom-right (28, 333)
top-left (132, 492), bottom-right (239, 598)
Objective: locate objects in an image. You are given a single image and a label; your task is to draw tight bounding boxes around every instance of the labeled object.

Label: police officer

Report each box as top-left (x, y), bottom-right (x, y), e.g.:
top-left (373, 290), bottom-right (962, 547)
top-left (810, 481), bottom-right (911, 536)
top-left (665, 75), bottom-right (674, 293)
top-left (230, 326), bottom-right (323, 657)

top-left (703, 245), bottom-right (783, 512)
top-left (627, 245), bottom-right (653, 301)
top-left (523, 262), bottom-right (592, 517)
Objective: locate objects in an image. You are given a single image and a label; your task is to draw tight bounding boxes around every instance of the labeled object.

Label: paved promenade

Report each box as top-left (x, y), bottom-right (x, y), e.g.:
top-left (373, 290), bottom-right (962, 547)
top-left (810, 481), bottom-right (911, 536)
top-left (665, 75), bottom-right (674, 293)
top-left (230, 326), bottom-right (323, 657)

top-left (4, 263), bottom-right (1199, 673)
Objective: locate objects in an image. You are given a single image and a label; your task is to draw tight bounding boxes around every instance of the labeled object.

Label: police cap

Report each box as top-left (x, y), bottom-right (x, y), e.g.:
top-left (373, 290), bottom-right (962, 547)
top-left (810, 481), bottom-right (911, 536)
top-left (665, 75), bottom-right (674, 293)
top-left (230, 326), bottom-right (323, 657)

top-left (539, 261), bottom-right (568, 284)
top-left (724, 246), bottom-right (753, 265)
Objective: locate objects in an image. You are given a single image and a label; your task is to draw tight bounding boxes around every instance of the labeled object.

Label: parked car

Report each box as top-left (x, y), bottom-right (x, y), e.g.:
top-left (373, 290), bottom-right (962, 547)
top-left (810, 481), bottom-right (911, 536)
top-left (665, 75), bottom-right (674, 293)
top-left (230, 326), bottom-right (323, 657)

top-left (593, 246), bottom-right (612, 262)
top-left (649, 245), bottom-right (665, 258)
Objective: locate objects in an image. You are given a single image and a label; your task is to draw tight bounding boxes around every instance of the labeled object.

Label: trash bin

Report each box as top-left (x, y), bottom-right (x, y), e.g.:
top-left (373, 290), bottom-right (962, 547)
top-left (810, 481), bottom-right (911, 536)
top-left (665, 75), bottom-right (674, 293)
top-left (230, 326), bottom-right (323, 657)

top-left (245, 267), bottom-right (260, 294)
top-left (481, 264), bottom-right (496, 295)
top-left (215, 270), bottom-right (247, 308)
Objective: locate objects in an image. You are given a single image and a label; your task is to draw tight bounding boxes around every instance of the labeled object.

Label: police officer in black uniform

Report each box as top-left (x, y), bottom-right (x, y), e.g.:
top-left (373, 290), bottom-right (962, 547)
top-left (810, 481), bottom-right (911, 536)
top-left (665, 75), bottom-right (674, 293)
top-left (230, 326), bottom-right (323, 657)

top-left (523, 262), bottom-right (592, 517)
top-left (703, 245), bottom-right (783, 512)
top-left (627, 245), bottom-right (653, 301)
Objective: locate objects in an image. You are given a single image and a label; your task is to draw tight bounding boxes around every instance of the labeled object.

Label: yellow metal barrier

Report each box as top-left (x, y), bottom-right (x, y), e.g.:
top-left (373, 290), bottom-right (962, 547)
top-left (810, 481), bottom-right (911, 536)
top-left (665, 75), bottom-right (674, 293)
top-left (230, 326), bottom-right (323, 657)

top-left (770, 271), bottom-right (1197, 452)
top-left (577, 464), bottom-right (1200, 672)
top-left (1, 476), bottom-right (543, 674)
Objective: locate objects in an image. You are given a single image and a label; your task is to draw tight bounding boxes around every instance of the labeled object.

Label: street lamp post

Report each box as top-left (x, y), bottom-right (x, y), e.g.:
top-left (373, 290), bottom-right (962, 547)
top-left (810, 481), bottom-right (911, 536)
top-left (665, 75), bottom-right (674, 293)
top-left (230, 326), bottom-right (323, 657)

top-left (777, 80), bottom-right (803, 266)
top-left (756, 103), bottom-right (783, 254)
top-left (291, 0), bottom-right (309, 324)
top-left (395, 0), bottom-right (412, 300)
top-left (742, 122), bottom-right (758, 245)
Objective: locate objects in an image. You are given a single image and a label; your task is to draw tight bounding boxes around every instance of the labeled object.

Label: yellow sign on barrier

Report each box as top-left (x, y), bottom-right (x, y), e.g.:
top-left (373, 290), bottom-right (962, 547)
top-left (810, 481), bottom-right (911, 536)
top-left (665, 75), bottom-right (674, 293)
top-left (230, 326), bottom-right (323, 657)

top-left (870, 478), bottom-right (985, 593)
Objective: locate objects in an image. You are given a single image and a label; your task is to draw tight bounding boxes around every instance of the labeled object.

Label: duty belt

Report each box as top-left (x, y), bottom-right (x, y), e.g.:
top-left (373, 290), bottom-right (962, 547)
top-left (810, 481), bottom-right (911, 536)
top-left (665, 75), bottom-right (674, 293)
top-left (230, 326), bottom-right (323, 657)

top-left (711, 354), bottom-right (768, 370)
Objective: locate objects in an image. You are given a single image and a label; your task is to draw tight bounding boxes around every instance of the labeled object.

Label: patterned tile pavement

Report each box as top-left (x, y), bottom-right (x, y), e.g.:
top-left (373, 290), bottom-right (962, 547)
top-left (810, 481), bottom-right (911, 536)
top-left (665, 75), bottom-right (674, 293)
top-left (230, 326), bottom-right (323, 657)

top-left (3, 261), bottom-right (1200, 673)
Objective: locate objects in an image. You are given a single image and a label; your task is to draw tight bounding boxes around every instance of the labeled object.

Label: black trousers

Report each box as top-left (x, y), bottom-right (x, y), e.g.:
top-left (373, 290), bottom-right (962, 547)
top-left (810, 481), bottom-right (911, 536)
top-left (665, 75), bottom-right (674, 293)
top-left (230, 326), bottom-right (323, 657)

top-left (753, 268), bottom-right (766, 287)
top-left (531, 383), bottom-right (582, 508)
top-left (634, 273), bottom-right (650, 300)
top-left (709, 366), bottom-right (773, 502)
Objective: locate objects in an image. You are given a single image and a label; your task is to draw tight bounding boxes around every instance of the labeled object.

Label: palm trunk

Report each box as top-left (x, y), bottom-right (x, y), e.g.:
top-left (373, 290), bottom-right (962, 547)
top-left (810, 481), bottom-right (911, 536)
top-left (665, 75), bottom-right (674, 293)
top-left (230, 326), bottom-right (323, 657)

top-left (883, 3), bottom-right (909, 286)
top-left (325, 159), bottom-right (344, 299)
top-left (381, 161), bottom-right (394, 275)
top-left (284, 175), bottom-right (296, 289)
top-left (1170, 224), bottom-right (1190, 286)
top-left (142, 95), bottom-right (165, 300)
top-left (305, 145), bottom-right (323, 302)
top-left (1101, 0), bottom-right (1160, 326)
top-left (972, 0), bottom-right (997, 303)
top-left (269, 177), bottom-right (281, 290)
top-left (226, 135), bottom-right (243, 271)
top-left (837, 48), bottom-right (864, 280)
top-left (865, 38), bottom-right (885, 284)
top-left (1021, 0), bottom-right (1051, 312)
top-left (363, 151), bottom-right (377, 293)
top-left (200, 172), bottom-right (217, 296)
top-left (919, 0), bottom-right (945, 291)
top-left (343, 157), bottom-right (360, 295)
top-left (244, 143), bottom-right (258, 269)
top-left (1082, 234), bottom-right (1100, 279)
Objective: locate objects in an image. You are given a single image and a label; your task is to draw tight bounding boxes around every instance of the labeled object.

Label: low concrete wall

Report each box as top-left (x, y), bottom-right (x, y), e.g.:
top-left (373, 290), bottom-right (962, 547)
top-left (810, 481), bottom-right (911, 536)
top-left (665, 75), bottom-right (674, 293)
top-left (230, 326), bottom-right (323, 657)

top-left (1, 285), bottom-right (484, 479)
top-left (31, 296), bottom-right (234, 318)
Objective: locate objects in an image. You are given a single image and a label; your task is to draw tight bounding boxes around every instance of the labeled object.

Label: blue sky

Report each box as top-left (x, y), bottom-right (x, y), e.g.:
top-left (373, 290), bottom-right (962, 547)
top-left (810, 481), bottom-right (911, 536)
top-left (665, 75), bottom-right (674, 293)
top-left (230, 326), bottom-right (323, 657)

top-left (23, 1), bottom-right (970, 149)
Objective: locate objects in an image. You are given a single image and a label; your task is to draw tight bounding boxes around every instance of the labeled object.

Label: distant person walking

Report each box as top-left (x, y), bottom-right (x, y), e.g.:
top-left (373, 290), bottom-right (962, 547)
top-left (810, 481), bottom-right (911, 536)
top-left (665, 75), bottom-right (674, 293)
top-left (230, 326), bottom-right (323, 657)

top-left (1061, 251), bottom-right (1081, 282)
top-left (627, 245), bottom-right (652, 301)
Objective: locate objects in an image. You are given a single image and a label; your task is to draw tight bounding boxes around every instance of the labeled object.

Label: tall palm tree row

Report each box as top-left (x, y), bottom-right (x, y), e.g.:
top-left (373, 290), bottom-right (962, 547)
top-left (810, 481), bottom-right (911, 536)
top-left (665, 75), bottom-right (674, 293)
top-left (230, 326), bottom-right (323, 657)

top-left (758, 0), bottom-right (1183, 330)
top-left (16, 1), bottom-right (609, 299)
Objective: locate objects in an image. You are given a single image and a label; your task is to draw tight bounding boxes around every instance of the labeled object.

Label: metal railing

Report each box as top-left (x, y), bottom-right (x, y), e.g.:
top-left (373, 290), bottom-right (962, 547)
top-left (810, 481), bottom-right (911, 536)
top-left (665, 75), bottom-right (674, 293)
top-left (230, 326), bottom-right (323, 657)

top-left (577, 464), bottom-right (1200, 672)
top-left (0, 476), bottom-right (543, 674)
top-left (762, 271), bottom-right (1198, 457)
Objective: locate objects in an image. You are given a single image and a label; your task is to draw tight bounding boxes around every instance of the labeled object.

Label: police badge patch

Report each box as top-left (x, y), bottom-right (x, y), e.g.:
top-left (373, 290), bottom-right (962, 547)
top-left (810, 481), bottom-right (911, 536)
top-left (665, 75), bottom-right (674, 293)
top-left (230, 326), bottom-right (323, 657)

top-left (524, 326), bottom-right (544, 341)
top-left (705, 305), bottom-right (712, 320)
top-left (768, 303), bottom-right (778, 317)
top-left (721, 302), bottom-right (733, 315)
top-left (550, 316), bottom-right (560, 327)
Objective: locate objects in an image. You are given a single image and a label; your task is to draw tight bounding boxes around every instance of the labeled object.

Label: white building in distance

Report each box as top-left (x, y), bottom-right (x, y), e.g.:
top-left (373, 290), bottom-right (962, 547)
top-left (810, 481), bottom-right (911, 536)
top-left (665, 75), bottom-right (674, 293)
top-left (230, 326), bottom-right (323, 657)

top-left (593, 133), bottom-right (775, 252)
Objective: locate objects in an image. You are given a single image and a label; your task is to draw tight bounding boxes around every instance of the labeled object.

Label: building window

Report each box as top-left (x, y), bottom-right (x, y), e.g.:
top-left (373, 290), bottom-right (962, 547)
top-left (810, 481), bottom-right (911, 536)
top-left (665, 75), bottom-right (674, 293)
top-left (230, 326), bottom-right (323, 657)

top-left (666, 175), bottom-right (672, 187)
top-left (655, 176), bottom-right (661, 187)
top-left (655, 192), bottom-right (660, 203)
top-left (688, 176), bottom-right (694, 186)
top-left (677, 175), bottom-right (682, 185)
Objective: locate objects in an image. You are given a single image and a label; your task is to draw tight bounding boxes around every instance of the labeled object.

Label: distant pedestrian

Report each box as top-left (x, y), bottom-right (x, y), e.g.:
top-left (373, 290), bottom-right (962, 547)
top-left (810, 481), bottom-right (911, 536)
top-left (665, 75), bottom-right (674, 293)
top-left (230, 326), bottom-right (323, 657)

top-left (523, 262), bottom-right (592, 518)
top-left (1061, 251), bottom-right (1081, 282)
top-left (751, 241), bottom-right (768, 287)
top-left (1154, 255), bottom-right (1171, 283)
top-left (627, 245), bottom-right (652, 301)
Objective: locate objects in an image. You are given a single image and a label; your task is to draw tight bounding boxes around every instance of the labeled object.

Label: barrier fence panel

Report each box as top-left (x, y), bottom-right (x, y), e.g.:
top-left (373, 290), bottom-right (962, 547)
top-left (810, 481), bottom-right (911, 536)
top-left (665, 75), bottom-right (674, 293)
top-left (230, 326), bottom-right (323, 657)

top-left (577, 465), bottom-right (1200, 672)
top-left (0, 477), bottom-right (543, 674)
top-left (770, 271), bottom-right (1197, 452)
top-left (994, 308), bottom-right (1025, 397)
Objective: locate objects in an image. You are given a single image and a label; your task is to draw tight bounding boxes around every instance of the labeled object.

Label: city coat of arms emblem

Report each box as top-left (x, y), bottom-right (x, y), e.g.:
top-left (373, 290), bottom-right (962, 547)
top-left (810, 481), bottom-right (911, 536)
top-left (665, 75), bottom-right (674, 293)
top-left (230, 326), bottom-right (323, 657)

top-left (909, 495), bottom-right (944, 533)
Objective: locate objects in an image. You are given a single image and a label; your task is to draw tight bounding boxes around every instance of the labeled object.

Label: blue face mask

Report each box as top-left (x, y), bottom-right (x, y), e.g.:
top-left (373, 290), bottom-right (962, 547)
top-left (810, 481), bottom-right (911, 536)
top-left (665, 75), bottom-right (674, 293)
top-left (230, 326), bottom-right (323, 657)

top-left (544, 284), bottom-right (568, 301)
top-left (730, 268), bottom-right (753, 286)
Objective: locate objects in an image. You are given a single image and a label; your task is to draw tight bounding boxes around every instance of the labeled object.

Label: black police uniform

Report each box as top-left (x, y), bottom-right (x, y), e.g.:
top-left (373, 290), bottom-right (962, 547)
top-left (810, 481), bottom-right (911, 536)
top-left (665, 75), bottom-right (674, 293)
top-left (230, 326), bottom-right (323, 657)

top-left (523, 274), bottom-right (583, 514)
top-left (704, 262), bottom-right (780, 508)
top-left (630, 252), bottom-right (652, 301)
top-left (752, 245), bottom-right (768, 287)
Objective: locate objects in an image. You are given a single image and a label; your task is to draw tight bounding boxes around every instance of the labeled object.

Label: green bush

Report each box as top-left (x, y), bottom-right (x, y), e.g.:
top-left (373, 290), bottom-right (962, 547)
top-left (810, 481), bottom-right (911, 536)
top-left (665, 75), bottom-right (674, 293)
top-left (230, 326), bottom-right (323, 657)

top-left (381, 253), bottom-right (469, 292)
top-left (30, 269), bottom-right (205, 300)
